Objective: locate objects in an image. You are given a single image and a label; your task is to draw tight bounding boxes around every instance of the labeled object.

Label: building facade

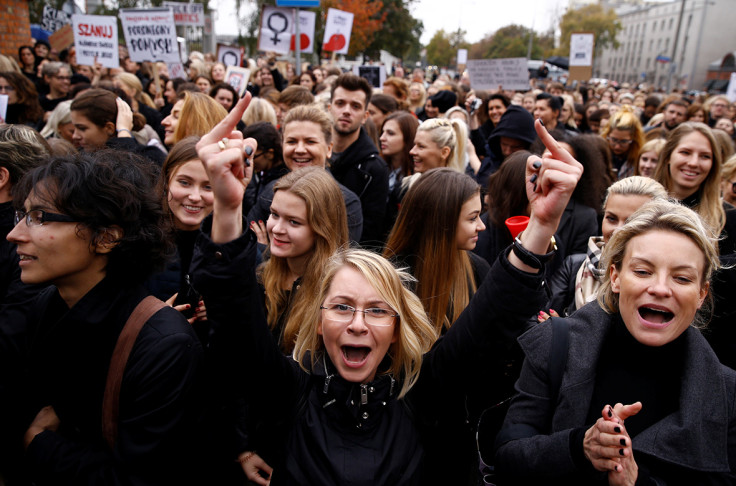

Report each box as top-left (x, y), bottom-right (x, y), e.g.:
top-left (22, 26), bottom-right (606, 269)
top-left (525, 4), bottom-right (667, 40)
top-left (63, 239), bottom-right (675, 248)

top-left (593, 0), bottom-right (736, 91)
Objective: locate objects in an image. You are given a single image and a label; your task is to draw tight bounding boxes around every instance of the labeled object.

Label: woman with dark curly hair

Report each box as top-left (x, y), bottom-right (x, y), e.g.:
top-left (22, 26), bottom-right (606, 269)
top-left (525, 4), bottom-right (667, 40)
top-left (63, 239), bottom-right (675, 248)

top-left (5, 149), bottom-right (204, 485)
top-left (0, 71), bottom-right (44, 127)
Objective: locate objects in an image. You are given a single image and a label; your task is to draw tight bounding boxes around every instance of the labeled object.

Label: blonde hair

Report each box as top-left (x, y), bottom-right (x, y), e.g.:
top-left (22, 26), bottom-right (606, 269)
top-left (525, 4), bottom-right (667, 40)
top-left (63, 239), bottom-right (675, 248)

top-left (634, 138), bottom-right (666, 176)
top-left (598, 199), bottom-right (719, 328)
top-left (293, 248), bottom-right (437, 398)
top-left (173, 91), bottom-right (228, 144)
top-left (602, 176), bottom-right (668, 209)
top-left (116, 72), bottom-right (156, 109)
top-left (283, 103), bottom-right (333, 145)
top-left (721, 154), bottom-right (736, 184)
top-left (242, 97), bottom-right (277, 127)
top-left (654, 122), bottom-right (725, 234)
top-left (600, 105), bottom-right (645, 169)
top-left (415, 118), bottom-right (466, 173)
top-left (259, 167), bottom-right (348, 351)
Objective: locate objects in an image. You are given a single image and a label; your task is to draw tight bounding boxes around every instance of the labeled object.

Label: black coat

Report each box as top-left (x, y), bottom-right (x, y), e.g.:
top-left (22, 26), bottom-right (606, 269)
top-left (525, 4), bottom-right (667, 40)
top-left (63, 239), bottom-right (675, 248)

top-left (329, 128), bottom-right (389, 246)
top-left (191, 222), bottom-right (547, 485)
top-left (13, 278), bottom-right (204, 485)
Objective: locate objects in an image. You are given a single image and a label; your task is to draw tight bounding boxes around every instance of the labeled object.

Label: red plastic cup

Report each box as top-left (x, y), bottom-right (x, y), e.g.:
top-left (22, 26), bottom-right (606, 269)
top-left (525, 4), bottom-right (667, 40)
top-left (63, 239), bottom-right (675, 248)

top-left (505, 216), bottom-right (529, 239)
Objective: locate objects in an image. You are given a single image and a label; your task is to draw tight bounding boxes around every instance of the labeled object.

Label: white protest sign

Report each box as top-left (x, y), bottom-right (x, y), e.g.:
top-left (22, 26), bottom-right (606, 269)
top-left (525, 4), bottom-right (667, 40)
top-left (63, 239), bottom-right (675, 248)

top-left (120, 8), bottom-right (179, 63)
top-left (570, 33), bottom-right (594, 67)
top-left (322, 8), bottom-right (353, 54)
top-left (292, 10), bottom-right (316, 54)
top-left (163, 2), bottom-right (204, 27)
top-left (0, 94), bottom-right (7, 124)
top-left (42, 6), bottom-right (71, 33)
top-left (352, 65), bottom-right (385, 89)
top-left (466, 58), bottom-right (529, 91)
top-left (726, 73), bottom-right (736, 103)
top-left (457, 49), bottom-right (468, 65)
top-left (259, 6), bottom-right (294, 55)
top-left (217, 44), bottom-right (242, 67)
top-left (167, 62), bottom-right (187, 80)
top-left (72, 15), bottom-right (119, 69)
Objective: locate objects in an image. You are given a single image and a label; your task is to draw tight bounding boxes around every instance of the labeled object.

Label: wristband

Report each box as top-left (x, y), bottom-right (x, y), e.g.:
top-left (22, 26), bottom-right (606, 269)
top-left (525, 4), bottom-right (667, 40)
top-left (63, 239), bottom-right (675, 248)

top-left (116, 128), bottom-right (133, 137)
top-left (512, 233), bottom-right (557, 270)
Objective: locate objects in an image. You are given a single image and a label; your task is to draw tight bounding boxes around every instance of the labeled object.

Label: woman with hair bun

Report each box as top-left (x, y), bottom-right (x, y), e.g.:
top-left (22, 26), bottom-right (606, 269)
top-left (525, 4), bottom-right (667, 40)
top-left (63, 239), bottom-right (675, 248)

top-left (70, 88), bottom-right (165, 165)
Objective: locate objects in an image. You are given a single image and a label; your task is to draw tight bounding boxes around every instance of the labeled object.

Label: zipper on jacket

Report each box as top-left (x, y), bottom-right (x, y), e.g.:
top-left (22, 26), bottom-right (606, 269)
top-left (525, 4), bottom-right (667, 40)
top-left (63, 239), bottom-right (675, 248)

top-left (360, 384), bottom-right (368, 405)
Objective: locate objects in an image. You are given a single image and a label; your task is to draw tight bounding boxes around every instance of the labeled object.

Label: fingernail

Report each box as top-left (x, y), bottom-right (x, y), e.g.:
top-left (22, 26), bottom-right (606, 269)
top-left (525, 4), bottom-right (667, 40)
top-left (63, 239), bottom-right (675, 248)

top-left (619, 449), bottom-right (624, 456)
top-left (245, 145), bottom-right (253, 156)
top-left (620, 438), bottom-right (626, 446)
top-left (538, 118), bottom-right (544, 127)
top-left (245, 159), bottom-right (251, 167)
top-left (250, 221), bottom-right (255, 226)
top-left (259, 220), bottom-right (263, 224)
top-left (186, 304), bottom-right (191, 309)
top-left (532, 160), bottom-right (542, 169)
top-left (533, 183), bottom-right (537, 192)
top-left (530, 174), bottom-right (538, 184)
top-left (614, 426), bottom-right (621, 433)
top-left (608, 407), bottom-right (613, 417)
top-left (615, 465), bottom-right (620, 472)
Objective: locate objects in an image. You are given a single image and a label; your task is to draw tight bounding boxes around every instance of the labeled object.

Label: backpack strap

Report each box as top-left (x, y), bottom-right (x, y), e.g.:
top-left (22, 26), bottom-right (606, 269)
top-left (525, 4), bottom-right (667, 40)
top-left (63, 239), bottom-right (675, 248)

top-left (102, 296), bottom-right (166, 449)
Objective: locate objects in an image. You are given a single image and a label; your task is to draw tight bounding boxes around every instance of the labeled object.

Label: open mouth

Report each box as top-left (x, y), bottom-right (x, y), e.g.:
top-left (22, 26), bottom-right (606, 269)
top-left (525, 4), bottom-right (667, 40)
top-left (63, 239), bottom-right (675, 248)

top-left (638, 306), bottom-right (674, 324)
top-left (341, 345), bottom-right (370, 366)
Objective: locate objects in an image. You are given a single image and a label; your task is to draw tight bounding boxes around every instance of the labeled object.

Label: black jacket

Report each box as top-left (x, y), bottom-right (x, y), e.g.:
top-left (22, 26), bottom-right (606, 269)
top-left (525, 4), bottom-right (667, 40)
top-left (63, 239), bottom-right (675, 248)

top-left (13, 278), bottom-right (204, 486)
top-left (191, 223), bottom-right (547, 485)
top-left (329, 128), bottom-right (389, 246)
top-left (105, 136), bottom-right (166, 167)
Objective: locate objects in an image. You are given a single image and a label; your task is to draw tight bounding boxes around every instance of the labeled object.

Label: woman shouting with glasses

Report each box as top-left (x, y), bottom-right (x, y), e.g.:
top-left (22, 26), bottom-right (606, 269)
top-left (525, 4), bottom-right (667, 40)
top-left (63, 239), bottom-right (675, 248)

top-left (5, 150), bottom-right (205, 485)
top-left (191, 93), bottom-right (583, 485)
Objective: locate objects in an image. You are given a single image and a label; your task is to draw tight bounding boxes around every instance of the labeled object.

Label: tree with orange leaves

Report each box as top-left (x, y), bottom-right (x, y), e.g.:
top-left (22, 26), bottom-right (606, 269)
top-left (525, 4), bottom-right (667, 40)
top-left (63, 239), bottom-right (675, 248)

top-left (321, 0), bottom-right (386, 56)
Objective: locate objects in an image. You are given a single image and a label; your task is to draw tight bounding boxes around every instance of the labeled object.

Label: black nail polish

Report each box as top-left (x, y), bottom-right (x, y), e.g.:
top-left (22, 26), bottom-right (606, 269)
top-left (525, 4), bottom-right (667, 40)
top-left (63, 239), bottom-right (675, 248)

top-left (533, 183), bottom-right (537, 192)
top-left (620, 438), bottom-right (626, 446)
top-left (614, 426), bottom-right (621, 433)
top-left (245, 159), bottom-right (251, 167)
top-left (538, 118), bottom-right (544, 127)
top-left (245, 145), bottom-right (253, 156)
top-left (532, 160), bottom-right (542, 169)
top-left (619, 449), bottom-right (624, 456)
top-left (608, 407), bottom-right (613, 418)
top-left (530, 174), bottom-right (538, 184)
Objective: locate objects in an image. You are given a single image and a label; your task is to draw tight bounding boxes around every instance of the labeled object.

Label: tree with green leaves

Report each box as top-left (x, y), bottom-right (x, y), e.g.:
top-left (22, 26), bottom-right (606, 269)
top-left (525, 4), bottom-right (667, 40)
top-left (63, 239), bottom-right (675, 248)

top-left (468, 24), bottom-right (554, 60)
top-left (426, 28), bottom-right (469, 67)
top-left (364, 0), bottom-right (422, 62)
top-left (555, 3), bottom-right (621, 57)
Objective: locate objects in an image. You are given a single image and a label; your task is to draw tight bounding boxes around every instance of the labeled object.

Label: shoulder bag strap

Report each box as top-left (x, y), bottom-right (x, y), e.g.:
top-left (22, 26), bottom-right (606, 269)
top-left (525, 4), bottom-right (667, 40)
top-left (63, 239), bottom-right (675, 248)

top-left (102, 295), bottom-right (166, 449)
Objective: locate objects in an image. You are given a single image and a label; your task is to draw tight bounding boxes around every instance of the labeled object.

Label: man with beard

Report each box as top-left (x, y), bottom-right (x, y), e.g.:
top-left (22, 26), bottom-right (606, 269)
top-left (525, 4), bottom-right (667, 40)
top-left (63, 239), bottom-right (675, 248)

top-left (645, 99), bottom-right (688, 136)
top-left (328, 73), bottom-right (389, 247)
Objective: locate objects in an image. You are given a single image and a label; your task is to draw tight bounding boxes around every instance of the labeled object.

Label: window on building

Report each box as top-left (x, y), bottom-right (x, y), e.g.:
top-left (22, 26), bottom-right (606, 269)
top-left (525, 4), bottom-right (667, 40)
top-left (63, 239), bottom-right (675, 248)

top-left (669, 18), bottom-right (674, 30)
top-left (665, 38), bottom-right (669, 51)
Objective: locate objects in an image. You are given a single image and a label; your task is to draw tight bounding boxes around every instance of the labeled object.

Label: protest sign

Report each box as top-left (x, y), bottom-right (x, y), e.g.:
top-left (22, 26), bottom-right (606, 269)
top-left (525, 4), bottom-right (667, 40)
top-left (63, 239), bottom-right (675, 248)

top-left (352, 65), bottom-right (385, 89)
top-left (291, 10), bottom-right (316, 54)
top-left (466, 58), bottom-right (529, 91)
top-left (457, 49), bottom-right (468, 65)
top-left (72, 15), bottom-right (119, 69)
top-left (120, 8), bottom-right (179, 63)
top-left (49, 24), bottom-right (75, 52)
top-left (259, 6), bottom-right (294, 55)
top-left (569, 33), bottom-right (594, 67)
top-left (225, 66), bottom-right (251, 97)
top-left (322, 8), bottom-right (353, 54)
top-left (217, 44), bottom-right (242, 67)
top-left (163, 2), bottom-right (204, 27)
top-left (42, 5), bottom-right (71, 33)
top-left (727, 73), bottom-right (736, 103)
top-left (167, 62), bottom-right (187, 80)
top-left (0, 94), bottom-right (7, 124)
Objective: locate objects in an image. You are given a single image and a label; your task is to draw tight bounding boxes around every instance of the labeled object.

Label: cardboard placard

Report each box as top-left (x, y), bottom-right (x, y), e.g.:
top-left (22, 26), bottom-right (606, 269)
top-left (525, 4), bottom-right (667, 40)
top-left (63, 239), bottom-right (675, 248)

top-left (322, 8), bottom-right (353, 54)
top-left (72, 15), bottom-right (119, 69)
top-left (167, 62), bottom-right (187, 80)
top-left (217, 44), bottom-right (242, 67)
top-left (163, 2), bottom-right (205, 27)
top-left (42, 5), bottom-right (71, 33)
top-left (49, 24), bottom-right (75, 52)
top-left (259, 6), bottom-right (294, 55)
top-left (119, 8), bottom-right (179, 63)
top-left (466, 58), bottom-right (529, 91)
top-left (292, 10), bottom-right (316, 54)
top-left (570, 33), bottom-right (594, 67)
top-left (225, 66), bottom-right (251, 97)
top-left (352, 65), bottom-right (385, 89)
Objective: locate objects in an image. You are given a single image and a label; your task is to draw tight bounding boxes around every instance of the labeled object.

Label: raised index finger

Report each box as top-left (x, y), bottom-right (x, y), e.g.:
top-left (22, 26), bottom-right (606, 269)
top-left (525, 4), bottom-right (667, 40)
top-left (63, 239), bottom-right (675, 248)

top-left (200, 91), bottom-right (252, 146)
top-left (534, 118), bottom-right (576, 165)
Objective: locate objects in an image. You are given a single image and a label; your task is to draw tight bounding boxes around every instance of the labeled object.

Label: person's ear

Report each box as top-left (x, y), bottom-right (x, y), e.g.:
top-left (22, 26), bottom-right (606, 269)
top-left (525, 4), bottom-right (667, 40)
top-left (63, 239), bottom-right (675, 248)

top-left (698, 281), bottom-right (710, 309)
top-left (609, 264), bottom-right (621, 293)
top-left (264, 148), bottom-right (275, 161)
top-left (94, 226), bottom-right (123, 254)
top-left (0, 167), bottom-right (11, 195)
top-left (326, 142), bottom-right (333, 160)
top-left (440, 145), bottom-right (451, 162)
top-left (104, 121), bottom-right (117, 137)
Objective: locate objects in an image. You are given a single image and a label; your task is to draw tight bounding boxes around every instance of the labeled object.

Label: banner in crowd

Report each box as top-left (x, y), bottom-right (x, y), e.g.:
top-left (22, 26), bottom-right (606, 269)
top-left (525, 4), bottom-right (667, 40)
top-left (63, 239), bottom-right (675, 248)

top-left (259, 6), bottom-right (294, 55)
top-left (292, 10), bottom-right (316, 54)
top-left (167, 62), bottom-right (187, 80)
top-left (217, 44), bottom-right (242, 67)
top-left (163, 2), bottom-right (204, 27)
top-left (727, 73), bottom-right (736, 103)
top-left (225, 66), bottom-right (251, 97)
top-left (42, 6), bottom-right (71, 33)
top-left (466, 58), bottom-right (529, 91)
top-left (49, 24), bottom-right (74, 52)
top-left (322, 8), bottom-right (353, 54)
top-left (352, 65), bottom-right (385, 89)
top-left (569, 33), bottom-right (594, 67)
top-left (0, 94), bottom-right (7, 124)
top-left (72, 15), bottom-right (119, 69)
top-left (119, 8), bottom-right (179, 63)
top-left (457, 49), bottom-right (468, 65)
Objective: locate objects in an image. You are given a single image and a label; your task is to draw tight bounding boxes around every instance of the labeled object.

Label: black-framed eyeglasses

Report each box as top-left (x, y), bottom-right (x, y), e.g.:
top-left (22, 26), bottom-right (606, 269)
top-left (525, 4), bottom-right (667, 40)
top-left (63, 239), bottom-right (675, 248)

top-left (320, 303), bottom-right (399, 327)
top-left (14, 209), bottom-right (77, 227)
top-left (607, 137), bottom-right (633, 146)
top-left (53, 75), bottom-right (72, 81)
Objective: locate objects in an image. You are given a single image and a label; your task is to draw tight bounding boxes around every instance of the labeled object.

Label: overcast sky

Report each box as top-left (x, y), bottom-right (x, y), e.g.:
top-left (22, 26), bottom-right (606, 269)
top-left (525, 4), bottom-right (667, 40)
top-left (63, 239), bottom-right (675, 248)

top-left (212, 0), bottom-right (570, 47)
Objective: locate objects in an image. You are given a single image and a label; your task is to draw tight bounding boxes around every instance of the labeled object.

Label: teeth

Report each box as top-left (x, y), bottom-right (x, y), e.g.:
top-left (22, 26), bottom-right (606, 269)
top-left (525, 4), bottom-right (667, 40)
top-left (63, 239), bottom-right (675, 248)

top-left (19, 255), bottom-right (34, 261)
top-left (183, 205), bottom-right (201, 211)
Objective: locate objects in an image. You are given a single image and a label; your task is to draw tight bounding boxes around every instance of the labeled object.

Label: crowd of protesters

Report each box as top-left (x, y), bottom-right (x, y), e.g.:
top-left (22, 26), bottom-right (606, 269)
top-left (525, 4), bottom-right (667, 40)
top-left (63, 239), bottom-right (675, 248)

top-left (1, 39), bottom-right (736, 486)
